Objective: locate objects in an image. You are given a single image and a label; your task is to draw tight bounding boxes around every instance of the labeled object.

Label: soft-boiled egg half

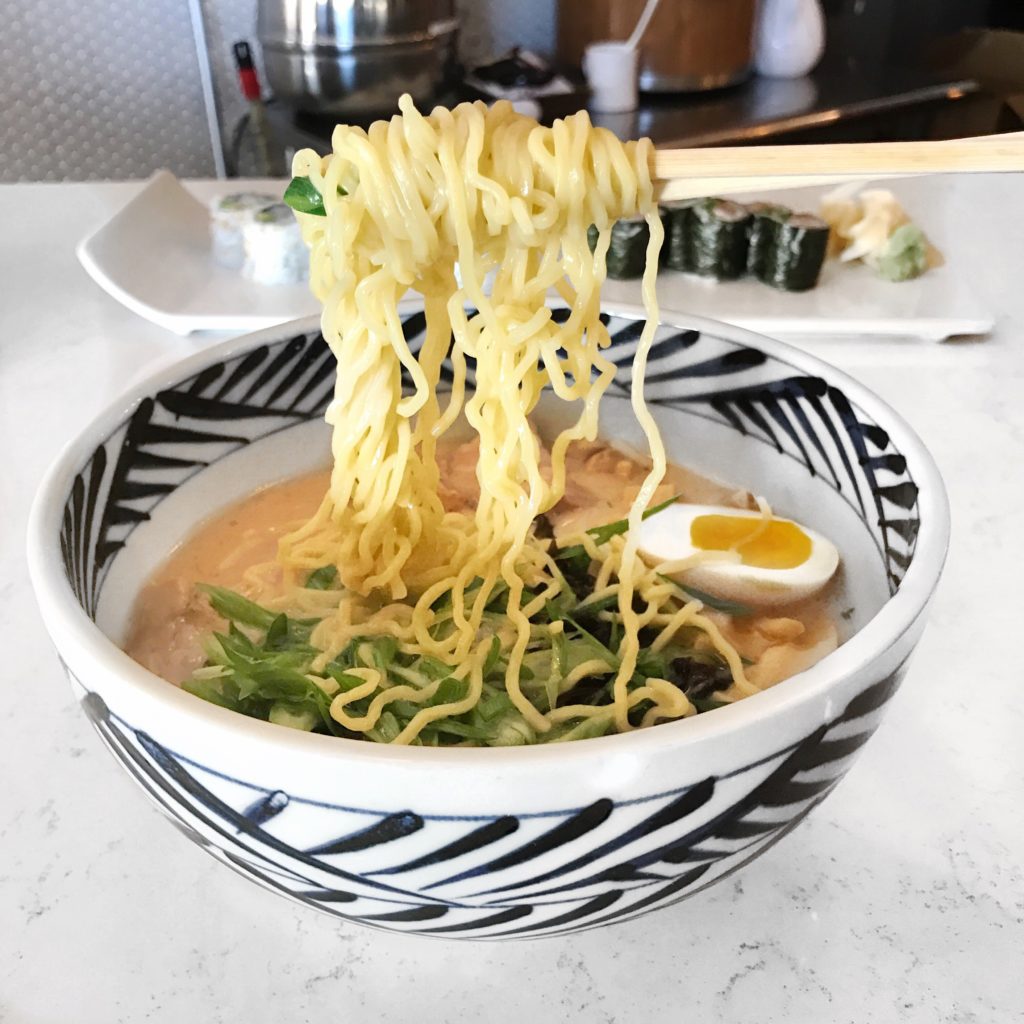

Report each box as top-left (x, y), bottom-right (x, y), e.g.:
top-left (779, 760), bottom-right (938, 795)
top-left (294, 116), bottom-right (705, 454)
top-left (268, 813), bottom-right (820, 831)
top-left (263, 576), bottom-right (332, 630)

top-left (637, 503), bottom-right (839, 608)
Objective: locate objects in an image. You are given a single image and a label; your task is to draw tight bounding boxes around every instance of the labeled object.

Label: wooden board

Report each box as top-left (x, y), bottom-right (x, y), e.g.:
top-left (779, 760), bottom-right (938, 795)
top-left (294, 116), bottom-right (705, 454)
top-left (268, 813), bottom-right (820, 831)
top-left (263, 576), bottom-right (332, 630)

top-left (557, 0), bottom-right (756, 80)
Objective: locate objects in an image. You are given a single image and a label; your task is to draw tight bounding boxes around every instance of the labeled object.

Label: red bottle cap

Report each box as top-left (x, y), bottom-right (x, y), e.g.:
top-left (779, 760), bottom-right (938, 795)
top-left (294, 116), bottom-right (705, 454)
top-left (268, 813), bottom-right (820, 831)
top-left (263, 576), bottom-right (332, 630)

top-left (233, 41), bottom-right (262, 102)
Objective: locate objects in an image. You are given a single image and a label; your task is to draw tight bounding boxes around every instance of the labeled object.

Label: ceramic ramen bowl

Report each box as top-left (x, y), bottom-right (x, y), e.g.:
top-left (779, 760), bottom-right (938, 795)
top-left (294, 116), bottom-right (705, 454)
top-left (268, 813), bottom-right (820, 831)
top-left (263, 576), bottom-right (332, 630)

top-left (27, 307), bottom-right (949, 939)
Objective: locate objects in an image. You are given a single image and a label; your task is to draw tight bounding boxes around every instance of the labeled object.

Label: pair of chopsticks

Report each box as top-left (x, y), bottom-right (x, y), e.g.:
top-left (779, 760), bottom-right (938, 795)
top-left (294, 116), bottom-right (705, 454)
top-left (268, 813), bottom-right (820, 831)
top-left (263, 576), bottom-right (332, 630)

top-left (651, 131), bottom-right (1024, 201)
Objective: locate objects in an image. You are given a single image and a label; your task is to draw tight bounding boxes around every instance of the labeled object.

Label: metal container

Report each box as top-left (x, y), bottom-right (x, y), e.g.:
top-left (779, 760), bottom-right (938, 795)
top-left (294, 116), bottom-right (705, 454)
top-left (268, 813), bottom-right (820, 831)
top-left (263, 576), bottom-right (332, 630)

top-left (257, 0), bottom-right (458, 115)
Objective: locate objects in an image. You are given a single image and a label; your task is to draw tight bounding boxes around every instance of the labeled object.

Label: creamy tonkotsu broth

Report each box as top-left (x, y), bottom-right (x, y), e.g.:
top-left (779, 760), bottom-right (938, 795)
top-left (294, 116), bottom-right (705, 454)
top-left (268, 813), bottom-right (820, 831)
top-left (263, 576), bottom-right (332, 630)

top-left (125, 468), bottom-right (330, 685)
top-left (125, 438), bottom-right (839, 697)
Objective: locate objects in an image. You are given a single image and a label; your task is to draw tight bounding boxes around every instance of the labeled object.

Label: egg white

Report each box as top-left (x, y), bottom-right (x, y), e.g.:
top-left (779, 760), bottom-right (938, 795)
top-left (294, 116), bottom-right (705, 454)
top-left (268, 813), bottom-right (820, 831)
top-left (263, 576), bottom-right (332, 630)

top-left (636, 503), bottom-right (840, 608)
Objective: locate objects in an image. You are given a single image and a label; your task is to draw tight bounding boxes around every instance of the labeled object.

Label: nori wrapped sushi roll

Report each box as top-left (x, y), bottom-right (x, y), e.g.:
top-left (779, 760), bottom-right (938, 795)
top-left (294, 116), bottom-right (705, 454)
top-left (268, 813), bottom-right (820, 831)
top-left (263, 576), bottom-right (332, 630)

top-left (758, 213), bottom-right (830, 291)
top-left (586, 216), bottom-right (650, 279)
top-left (745, 202), bottom-right (791, 278)
top-left (688, 199), bottom-right (751, 280)
top-left (659, 199), bottom-right (701, 272)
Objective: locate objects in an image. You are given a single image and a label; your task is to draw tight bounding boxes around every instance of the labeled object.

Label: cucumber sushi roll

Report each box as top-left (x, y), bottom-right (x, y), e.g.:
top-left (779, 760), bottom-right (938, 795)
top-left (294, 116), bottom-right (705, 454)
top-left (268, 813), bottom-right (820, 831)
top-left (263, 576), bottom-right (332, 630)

top-left (242, 202), bottom-right (308, 285)
top-left (758, 213), bottom-right (830, 291)
top-left (660, 199), bottom-right (700, 272)
top-left (745, 203), bottom-right (791, 278)
top-left (209, 191), bottom-right (277, 270)
top-left (689, 199), bottom-right (751, 280)
top-left (587, 216), bottom-right (650, 279)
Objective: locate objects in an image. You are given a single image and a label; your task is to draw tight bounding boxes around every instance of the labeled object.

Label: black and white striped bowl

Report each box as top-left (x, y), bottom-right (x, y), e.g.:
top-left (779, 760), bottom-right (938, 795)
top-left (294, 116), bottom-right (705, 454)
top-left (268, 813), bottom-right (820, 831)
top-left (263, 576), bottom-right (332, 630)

top-left (27, 307), bottom-right (949, 939)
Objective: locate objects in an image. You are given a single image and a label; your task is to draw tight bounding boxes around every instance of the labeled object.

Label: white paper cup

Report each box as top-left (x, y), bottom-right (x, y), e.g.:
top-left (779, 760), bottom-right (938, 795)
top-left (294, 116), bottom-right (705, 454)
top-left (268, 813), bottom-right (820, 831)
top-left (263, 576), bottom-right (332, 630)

top-left (583, 41), bottom-right (639, 114)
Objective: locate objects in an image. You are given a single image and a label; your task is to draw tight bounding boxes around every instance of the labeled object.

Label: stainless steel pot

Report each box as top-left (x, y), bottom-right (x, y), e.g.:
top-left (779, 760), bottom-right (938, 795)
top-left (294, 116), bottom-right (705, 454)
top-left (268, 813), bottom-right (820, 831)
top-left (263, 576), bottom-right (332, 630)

top-left (257, 0), bottom-right (458, 115)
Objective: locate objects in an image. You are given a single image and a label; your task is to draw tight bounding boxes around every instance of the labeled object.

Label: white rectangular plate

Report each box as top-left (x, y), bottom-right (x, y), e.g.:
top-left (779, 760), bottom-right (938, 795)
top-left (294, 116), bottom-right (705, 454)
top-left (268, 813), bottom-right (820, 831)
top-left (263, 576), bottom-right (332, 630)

top-left (76, 171), bottom-right (319, 336)
top-left (603, 182), bottom-right (993, 342)
top-left (78, 173), bottom-right (992, 342)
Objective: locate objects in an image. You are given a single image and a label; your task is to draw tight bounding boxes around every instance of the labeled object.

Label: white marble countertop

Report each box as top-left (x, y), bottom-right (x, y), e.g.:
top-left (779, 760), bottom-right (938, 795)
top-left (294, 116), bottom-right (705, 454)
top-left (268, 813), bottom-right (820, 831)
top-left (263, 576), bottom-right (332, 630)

top-left (1, 175), bottom-right (1022, 1023)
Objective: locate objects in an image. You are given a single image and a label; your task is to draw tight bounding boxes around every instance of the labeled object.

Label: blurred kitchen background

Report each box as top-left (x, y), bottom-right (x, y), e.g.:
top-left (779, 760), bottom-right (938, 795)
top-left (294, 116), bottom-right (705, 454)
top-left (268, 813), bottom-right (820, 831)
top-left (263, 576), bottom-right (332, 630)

top-left (0, 0), bottom-right (1022, 182)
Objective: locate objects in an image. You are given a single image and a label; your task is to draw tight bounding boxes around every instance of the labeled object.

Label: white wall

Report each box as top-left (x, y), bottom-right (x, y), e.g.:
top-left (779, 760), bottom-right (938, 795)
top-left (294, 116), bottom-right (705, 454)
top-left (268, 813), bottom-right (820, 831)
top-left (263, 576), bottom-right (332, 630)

top-left (0, 0), bottom-right (216, 181)
top-left (457, 0), bottom-right (558, 66)
top-left (0, 0), bottom-right (557, 183)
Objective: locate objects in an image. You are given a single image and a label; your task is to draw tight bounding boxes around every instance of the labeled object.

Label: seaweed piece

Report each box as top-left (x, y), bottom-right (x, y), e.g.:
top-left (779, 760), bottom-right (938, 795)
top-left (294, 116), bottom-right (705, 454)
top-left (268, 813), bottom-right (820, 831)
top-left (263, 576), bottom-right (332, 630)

top-left (558, 676), bottom-right (612, 708)
top-left (533, 513), bottom-right (554, 540)
top-left (670, 656), bottom-right (733, 701)
top-left (691, 697), bottom-right (730, 714)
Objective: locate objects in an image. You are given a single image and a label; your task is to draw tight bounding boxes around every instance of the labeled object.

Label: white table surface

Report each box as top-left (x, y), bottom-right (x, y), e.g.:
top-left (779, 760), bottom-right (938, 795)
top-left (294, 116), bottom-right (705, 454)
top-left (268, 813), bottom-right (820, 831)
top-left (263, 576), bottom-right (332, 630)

top-left (1, 175), bottom-right (1021, 1023)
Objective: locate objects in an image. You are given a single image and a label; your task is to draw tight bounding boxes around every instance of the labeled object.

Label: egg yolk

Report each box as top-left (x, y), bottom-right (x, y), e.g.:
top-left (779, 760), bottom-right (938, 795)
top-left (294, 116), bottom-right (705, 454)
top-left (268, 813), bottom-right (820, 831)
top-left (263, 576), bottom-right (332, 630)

top-left (690, 515), bottom-right (812, 569)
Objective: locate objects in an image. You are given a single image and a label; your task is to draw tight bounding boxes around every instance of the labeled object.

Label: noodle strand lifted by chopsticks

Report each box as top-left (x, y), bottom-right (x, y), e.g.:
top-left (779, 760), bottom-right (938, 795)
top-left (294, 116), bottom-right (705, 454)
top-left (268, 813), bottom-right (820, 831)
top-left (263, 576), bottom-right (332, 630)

top-left (273, 96), bottom-right (746, 743)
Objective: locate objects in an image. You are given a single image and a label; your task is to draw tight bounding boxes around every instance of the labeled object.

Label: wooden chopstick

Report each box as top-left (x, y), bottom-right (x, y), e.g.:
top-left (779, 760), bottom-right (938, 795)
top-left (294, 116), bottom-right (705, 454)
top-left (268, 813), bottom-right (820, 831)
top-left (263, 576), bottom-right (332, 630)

top-left (652, 131), bottom-right (1024, 201)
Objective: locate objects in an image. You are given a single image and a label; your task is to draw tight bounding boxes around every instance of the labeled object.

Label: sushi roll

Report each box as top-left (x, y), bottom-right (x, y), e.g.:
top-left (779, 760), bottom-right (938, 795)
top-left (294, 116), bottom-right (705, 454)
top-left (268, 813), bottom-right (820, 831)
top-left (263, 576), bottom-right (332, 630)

top-left (758, 213), bottom-right (830, 292)
top-left (242, 203), bottom-right (308, 285)
top-left (659, 199), bottom-right (704, 272)
top-left (587, 216), bottom-right (650, 279)
top-left (209, 191), bottom-right (276, 270)
top-left (745, 203), bottom-right (791, 278)
top-left (688, 199), bottom-right (751, 280)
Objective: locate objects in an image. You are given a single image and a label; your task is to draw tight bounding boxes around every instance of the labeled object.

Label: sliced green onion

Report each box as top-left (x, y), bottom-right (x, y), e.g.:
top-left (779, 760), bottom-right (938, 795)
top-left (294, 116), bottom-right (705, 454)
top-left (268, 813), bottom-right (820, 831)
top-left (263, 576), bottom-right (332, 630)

top-left (657, 575), bottom-right (753, 617)
top-left (580, 493), bottom-right (683, 547)
top-left (199, 584), bottom-right (277, 630)
top-left (305, 565), bottom-right (339, 590)
top-left (283, 176), bottom-right (347, 217)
